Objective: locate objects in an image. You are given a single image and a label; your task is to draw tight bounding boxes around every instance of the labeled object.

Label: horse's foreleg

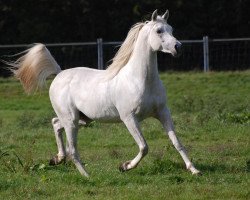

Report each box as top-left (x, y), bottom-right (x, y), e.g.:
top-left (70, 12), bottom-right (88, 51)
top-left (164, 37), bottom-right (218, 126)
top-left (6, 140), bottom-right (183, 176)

top-left (64, 122), bottom-right (89, 177)
top-left (120, 115), bottom-right (148, 172)
top-left (157, 108), bottom-right (201, 175)
top-left (49, 117), bottom-right (66, 165)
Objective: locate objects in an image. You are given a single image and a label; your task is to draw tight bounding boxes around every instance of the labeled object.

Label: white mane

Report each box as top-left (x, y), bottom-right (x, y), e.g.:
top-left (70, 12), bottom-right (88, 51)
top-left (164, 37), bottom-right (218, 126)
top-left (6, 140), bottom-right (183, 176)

top-left (104, 22), bottom-right (145, 79)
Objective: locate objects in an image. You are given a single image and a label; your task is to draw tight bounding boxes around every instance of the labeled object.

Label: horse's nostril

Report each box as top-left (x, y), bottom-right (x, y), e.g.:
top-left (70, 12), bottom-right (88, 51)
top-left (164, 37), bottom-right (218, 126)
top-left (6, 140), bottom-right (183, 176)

top-left (174, 43), bottom-right (182, 57)
top-left (175, 43), bottom-right (182, 51)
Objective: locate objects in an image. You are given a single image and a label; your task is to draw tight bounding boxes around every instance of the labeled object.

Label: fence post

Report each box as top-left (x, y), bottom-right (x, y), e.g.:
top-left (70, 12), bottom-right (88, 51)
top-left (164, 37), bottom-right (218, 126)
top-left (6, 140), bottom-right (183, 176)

top-left (203, 36), bottom-right (209, 72)
top-left (97, 38), bottom-right (103, 70)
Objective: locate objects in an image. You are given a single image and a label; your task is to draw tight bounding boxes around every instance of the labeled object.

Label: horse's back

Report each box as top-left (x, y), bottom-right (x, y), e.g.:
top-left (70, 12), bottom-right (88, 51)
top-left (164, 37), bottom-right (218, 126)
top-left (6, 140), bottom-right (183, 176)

top-left (54, 67), bottom-right (103, 81)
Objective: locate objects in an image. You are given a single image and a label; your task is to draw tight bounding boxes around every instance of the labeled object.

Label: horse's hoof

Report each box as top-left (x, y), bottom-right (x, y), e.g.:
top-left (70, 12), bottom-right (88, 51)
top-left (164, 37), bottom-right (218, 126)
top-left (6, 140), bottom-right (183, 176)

top-left (192, 170), bottom-right (202, 176)
top-left (49, 155), bottom-right (65, 166)
top-left (119, 161), bottom-right (131, 172)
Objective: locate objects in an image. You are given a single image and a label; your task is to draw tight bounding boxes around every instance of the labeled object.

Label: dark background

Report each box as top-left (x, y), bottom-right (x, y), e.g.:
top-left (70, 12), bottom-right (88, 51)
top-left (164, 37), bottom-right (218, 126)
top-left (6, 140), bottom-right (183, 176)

top-left (0, 0), bottom-right (249, 44)
top-left (0, 0), bottom-right (249, 77)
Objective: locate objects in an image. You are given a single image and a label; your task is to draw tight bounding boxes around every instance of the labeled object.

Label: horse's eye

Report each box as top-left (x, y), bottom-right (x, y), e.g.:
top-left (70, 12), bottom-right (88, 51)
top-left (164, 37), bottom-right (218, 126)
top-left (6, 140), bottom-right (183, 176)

top-left (156, 28), bottom-right (163, 34)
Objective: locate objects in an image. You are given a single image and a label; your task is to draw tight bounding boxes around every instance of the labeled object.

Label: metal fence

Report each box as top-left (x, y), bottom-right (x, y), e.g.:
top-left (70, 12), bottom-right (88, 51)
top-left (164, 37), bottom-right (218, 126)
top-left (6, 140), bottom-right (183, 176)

top-left (0, 37), bottom-right (249, 77)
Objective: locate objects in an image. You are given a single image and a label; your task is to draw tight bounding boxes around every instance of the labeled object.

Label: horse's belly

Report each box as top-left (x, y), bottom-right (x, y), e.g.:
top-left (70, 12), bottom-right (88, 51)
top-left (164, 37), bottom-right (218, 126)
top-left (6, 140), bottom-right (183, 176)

top-left (76, 97), bottom-right (121, 123)
top-left (86, 107), bottom-right (121, 122)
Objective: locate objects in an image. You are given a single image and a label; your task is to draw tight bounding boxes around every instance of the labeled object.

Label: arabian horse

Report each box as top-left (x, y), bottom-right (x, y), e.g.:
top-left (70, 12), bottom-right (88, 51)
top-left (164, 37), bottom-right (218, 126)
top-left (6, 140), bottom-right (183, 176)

top-left (8, 10), bottom-right (200, 177)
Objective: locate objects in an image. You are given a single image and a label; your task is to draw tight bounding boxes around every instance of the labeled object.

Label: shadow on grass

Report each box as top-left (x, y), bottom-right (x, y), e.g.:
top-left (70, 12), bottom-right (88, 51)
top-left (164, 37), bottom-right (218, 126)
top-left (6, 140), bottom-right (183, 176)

top-left (137, 158), bottom-right (248, 176)
top-left (196, 160), bottom-right (249, 174)
top-left (137, 159), bottom-right (185, 176)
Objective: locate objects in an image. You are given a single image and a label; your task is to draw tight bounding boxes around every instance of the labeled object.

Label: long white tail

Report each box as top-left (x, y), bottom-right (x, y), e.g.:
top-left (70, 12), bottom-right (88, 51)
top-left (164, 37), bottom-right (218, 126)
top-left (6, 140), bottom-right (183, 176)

top-left (7, 43), bottom-right (61, 94)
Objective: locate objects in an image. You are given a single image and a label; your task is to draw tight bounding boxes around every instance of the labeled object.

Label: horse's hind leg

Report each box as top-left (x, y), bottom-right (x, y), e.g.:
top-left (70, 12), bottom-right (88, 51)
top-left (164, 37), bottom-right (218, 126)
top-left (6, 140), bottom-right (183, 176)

top-left (64, 119), bottom-right (90, 157)
top-left (49, 117), bottom-right (66, 165)
top-left (64, 120), bottom-right (89, 177)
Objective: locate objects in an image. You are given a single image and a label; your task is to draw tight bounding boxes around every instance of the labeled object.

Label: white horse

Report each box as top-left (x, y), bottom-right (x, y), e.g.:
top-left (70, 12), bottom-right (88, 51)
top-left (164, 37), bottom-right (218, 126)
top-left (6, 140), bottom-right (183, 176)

top-left (9, 10), bottom-right (200, 177)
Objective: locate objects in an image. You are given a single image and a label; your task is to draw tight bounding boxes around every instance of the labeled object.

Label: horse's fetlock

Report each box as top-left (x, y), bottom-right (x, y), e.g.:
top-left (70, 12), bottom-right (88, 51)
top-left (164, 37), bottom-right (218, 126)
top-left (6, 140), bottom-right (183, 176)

top-left (141, 145), bottom-right (148, 156)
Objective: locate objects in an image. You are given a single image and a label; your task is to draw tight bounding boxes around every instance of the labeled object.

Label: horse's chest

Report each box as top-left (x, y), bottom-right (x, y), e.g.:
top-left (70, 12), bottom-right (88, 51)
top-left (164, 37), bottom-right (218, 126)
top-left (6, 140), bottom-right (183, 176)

top-left (115, 78), bottom-right (166, 119)
top-left (133, 88), bottom-right (164, 118)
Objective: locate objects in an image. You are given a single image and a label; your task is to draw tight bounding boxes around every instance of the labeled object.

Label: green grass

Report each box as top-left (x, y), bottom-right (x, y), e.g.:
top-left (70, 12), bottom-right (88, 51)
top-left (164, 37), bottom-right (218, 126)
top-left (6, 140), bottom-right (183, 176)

top-left (0, 71), bottom-right (249, 199)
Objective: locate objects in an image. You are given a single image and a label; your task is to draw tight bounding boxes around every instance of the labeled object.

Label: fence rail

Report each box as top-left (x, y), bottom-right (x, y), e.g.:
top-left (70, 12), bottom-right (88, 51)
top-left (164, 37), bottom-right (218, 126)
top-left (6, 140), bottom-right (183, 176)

top-left (0, 37), bottom-right (250, 77)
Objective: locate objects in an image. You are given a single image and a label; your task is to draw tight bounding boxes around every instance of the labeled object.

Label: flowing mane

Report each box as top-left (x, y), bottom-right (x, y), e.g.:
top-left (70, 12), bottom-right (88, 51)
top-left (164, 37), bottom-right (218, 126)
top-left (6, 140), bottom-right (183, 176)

top-left (104, 22), bottom-right (145, 79)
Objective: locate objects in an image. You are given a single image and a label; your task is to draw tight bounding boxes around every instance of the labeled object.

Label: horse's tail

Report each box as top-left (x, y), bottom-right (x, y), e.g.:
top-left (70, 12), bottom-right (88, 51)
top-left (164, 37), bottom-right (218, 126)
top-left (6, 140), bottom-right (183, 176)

top-left (6, 43), bottom-right (61, 94)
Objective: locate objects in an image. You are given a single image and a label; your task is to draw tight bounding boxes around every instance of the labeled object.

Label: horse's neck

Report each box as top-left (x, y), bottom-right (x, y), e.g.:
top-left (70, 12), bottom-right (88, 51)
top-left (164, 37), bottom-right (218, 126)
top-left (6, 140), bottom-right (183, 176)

top-left (126, 32), bottom-right (159, 83)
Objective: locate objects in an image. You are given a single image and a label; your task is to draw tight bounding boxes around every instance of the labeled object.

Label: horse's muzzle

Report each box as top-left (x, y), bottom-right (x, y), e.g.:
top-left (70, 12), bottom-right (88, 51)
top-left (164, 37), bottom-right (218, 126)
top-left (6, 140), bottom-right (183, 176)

top-left (174, 42), bottom-right (182, 57)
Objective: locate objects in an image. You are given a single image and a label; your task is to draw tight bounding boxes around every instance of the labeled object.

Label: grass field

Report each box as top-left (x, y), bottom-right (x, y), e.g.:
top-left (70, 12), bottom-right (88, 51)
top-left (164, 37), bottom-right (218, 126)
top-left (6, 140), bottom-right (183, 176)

top-left (0, 71), bottom-right (249, 199)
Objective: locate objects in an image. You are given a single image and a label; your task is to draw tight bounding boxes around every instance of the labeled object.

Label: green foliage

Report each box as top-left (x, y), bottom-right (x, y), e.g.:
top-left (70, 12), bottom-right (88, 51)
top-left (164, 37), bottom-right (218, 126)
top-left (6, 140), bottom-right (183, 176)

top-left (0, 72), bottom-right (249, 199)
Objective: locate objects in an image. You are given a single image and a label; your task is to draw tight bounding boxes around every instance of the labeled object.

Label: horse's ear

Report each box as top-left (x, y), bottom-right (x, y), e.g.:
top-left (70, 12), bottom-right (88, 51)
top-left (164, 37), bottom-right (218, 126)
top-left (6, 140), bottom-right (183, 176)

top-left (162, 10), bottom-right (169, 21)
top-left (151, 9), bottom-right (158, 21)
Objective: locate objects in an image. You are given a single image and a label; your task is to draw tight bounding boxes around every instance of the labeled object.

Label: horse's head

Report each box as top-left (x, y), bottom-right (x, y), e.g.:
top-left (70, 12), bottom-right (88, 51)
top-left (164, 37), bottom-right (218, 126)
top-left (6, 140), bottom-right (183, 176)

top-left (147, 10), bottom-right (182, 57)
